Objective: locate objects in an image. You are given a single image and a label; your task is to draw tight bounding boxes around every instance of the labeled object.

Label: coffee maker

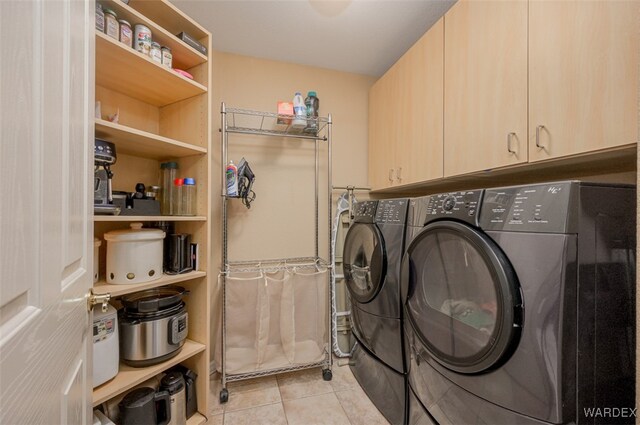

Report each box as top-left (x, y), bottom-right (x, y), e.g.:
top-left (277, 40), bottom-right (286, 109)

top-left (95, 139), bottom-right (120, 215)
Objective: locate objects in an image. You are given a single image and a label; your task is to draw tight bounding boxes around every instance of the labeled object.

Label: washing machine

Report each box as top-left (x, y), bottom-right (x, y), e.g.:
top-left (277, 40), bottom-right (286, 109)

top-left (402, 181), bottom-right (636, 425)
top-left (343, 198), bottom-right (409, 424)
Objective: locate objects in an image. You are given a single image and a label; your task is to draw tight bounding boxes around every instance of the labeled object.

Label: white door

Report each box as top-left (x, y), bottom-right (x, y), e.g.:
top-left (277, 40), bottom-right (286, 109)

top-left (0, 0), bottom-right (94, 423)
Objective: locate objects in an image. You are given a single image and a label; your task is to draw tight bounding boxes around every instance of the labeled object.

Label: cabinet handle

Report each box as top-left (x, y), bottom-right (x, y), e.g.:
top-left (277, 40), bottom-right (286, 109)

top-left (507, 132), bottom-right (517, 154)
top-left (397, 167), bottom-right (403, 181)
top-left (388, 168), bottom-right (395, 182)
top-left (536, 125), bottom-right (546, 149)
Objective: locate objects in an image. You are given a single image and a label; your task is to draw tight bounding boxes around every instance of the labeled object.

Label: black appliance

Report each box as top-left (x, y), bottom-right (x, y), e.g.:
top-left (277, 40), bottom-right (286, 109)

top-left (119, 387), bottom-right (171, 425)
top-left (403, 182), bottom-right (636, 425)
top-left (166, 234), bottom-right (193, 274)
top-left (342, 198), bottom-right (409, 424)
top-left (168, 364), bottom-right (198, 419)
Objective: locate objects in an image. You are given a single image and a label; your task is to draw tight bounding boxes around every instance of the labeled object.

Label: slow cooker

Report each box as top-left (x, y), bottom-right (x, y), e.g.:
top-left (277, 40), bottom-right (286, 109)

top-left (119, 286), bottom-right (188, 367)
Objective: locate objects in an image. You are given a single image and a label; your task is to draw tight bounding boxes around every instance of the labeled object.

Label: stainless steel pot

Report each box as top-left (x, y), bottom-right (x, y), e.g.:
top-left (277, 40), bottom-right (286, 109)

top-left (119, 287), bottom-right (188, 367)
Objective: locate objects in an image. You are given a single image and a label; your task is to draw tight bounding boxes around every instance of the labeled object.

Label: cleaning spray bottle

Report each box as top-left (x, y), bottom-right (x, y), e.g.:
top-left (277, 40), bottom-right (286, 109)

top-left (226, 160), bottom-right (238, 197)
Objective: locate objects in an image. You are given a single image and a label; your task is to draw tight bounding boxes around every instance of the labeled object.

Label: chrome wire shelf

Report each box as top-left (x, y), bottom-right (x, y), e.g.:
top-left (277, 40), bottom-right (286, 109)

top-left (225, 359), bottom-right (329, 383)
top-left (225, 107), bottom-right (329, 140)
top-left (224, 256), bottom-right (331, 274)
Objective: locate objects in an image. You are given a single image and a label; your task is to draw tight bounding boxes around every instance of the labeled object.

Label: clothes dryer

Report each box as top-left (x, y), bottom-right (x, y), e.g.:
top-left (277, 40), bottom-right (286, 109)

top-left (343, 198), bottom-right (409, 424)
top-left (402, 182), bottom-right (636, 425)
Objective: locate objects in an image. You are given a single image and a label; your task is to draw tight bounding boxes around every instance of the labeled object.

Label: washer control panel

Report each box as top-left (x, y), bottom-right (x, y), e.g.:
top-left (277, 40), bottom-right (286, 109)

top-left (423, 190), bottom-right (483, 226)
top-left (480, 182), bottom-right (575, 233)
top-left (375, 199), bottom-right (409, 224)
top-left (353, 201), bottom-right (378, 224)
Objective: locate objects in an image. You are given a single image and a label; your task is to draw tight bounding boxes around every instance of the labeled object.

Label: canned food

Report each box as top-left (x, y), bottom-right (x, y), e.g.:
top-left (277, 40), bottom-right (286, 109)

top-left (119, 20), bottom-right (132, 48)
top-left (161, 46), bottom-right (172, 68)
top-left (134, 24), bottom-right (152, 56)
top-left (104, 8), bottom-right (119, 40)
top-left (150, 42), bottom-right (162, 64)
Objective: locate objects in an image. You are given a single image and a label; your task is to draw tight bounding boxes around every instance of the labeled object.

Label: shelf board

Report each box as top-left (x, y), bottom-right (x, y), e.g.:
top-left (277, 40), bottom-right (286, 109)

top-left (99, 0), bottom-right (207, 69)
top-left (94, 215), bottom-right (206, 222)
top-left (92, 339), bottom-right (206, 406)
top-left (95, 31), bottom-right (207, 107)
top-left (93, 270), bottom-right (206, 297)
top-left (95, 119), bottom-right (207, 159)
top-left (187, 413), bottom-right (207, 425)
top-left (127, 0), bottom-right (209, 42)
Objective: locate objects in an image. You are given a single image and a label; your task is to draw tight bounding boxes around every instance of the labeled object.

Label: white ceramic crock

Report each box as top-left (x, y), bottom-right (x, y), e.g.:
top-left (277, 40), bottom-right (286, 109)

top-left (104, 223), bottom-right (165, 284)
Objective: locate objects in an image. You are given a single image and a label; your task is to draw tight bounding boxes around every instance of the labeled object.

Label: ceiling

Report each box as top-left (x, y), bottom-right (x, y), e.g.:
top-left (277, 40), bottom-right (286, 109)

top-left (172, 0), bottom-right (456, 77)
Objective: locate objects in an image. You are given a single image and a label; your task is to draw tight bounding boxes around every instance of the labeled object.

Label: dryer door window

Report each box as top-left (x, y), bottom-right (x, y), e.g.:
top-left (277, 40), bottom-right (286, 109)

top-left (404, 221), bottom-right (522, 374)
top-left (343, 223), bottom-right (386, 304)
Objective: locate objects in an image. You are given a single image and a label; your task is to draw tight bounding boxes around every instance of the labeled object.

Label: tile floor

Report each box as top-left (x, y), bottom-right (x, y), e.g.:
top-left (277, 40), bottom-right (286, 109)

top-left (209, 363), bottom-right (391, 425)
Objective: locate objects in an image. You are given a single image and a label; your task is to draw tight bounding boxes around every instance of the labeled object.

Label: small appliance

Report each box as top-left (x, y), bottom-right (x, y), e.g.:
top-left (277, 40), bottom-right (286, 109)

top-left (160, 371), bottom-right (187, 425)
top-left (94, 138), bottom-right (120, 215)
top-left (166, 234), bottom-right (193, 275)
top-left (118, 387), bottom-right (171, 425)
top-left (92, 303), bottom-right (118, 388)
top-left (119, 286), bottom-right (189, 367)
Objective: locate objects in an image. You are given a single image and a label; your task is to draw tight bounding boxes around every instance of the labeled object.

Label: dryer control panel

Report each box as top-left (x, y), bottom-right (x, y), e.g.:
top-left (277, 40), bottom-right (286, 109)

top-left (353, 201), bottom-right (377, 224)
top-left (375, 199), bottom-right (409, 224)
top-left (423, 190), bottom-right (483, 226)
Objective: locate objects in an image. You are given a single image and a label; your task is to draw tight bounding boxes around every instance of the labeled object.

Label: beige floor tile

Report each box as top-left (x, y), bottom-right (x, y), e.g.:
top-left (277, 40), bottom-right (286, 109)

top-left (209, 376), bottom-right (225, 416)
top-left (276, 367), bottom-right (334, 401)
top-left (283, 392), bottom-right (352, 425)
top-left (328, 363), bottom-right (358, 392)
top-left (209, 413), bottom-right (224, 425)
top-left (224, 402), bottom-right (288, 425)
top-left (335, 385), bottom-right (390, 425)
top-left (210, 374), bottom-right (281, 413)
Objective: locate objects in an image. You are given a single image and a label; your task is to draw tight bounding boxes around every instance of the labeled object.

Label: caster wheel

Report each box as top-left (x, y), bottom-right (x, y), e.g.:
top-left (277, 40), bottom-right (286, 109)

top-left (322, 369), bottom-right (333, 381)
top-left (220, 388), bottom-right (229, 403)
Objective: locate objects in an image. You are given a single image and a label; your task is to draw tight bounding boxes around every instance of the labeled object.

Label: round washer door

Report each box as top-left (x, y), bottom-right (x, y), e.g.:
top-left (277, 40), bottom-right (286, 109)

top-left (343, 223), bottom-right (386, 304)
top-left (403, 220), bottom-right (522, 374)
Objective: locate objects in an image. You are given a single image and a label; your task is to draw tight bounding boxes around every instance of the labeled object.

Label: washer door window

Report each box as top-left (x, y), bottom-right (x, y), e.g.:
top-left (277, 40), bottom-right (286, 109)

top-left (405, 221), bottom-right (522, 374)
top-left (343, 223), bottom-right (386, 304)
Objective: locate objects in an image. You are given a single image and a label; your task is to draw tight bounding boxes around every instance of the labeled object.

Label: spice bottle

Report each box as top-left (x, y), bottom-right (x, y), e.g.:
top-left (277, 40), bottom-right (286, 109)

top-left (150, 42), bottom-right (162, 63)
top-left (95, 4), bottom-right (105, 33)
top-left (104, 8), bottom-right (119, 40)
top-left (118, 20), bottom-right (133, 48)
top-left (182, 178), bottom-right (197, 216)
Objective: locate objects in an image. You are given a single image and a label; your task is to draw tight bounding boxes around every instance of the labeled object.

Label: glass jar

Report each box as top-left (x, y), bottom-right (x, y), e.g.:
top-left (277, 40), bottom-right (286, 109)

top-left (150, 42), bottom-right (162, 64)
top-left (134, 24), bottom-right (152, 56)
top-left (172, 178), bottom-right (184, 216)
top-left (160, 162), bottom-right (178, 215)
top-left (104, 8), bottom-right (119, 40)
top-left (118, 20), bottom-right (132, 48)
top-left (161, 46), bottom-right (172, 68)
top-left (95, 4), bottom-right (105, 33)
top-left (182, 178), bottom-right (197, 216)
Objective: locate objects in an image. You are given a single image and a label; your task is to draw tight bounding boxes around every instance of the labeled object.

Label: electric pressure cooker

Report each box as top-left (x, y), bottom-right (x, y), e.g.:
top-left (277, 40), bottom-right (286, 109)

top-left (119, 286), bottom-right (188, 367)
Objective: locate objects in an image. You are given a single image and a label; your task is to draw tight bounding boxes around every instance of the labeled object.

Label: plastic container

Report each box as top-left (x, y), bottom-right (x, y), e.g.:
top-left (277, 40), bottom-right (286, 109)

top-left (160, 162), bottom-right (178, 215)
top-left (161, 46), bottom-right (172, 68)
top-left (104, 8), bottom-right (119, 40)
top-left (173, 178), bottom-right (184, 215)
top-left (182, 178), bottom-right (197, 216)
top-left (226, 160), bottom-right (238, 197)
top-left (150, 42), bottom-right (162, 63)
top-left (134, 24), bottom-right (152, 56)
top-left (104, 223), bottom-right (165, 284)
top-left (292, 92), bottom-right (306, 128)
top-left (304, 91), bottom-right (319, 134)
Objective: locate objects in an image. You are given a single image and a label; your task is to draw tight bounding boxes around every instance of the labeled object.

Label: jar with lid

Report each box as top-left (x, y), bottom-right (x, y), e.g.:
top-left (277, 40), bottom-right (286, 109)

top-left (150, 42), bottom-right (162, 64)
top-left (182, 178), bottom-right (197, 216)
top-left (118, 20), bottom-right (132, 48)
top-left (104, 8), bottom-right (119, 40)
top-left (160, 162), bottom-right (178, 215)
top-left (172, 178), bottom-right (184, 216)
top-left (133, 24), bottom-right (152, 56)
top-left (95, 4), bottom-right (105, 33)
top-left (161, 46), bottom-right (172, 68)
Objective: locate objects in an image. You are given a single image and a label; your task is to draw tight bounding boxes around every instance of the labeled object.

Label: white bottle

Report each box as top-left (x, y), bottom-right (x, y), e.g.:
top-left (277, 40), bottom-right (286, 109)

top-left (226, 160), bottom-right (238, 197)
top-left (292, 92), bottom-right (306, 128)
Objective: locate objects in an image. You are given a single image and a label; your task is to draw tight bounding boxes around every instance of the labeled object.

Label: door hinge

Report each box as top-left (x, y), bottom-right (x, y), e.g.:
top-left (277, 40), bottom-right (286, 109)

top-left (88, 289), bottom-right (111, 313)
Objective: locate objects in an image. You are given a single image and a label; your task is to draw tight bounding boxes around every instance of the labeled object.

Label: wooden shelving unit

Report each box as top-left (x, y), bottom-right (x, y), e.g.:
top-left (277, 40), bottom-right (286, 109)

top-left (92, 0), bottom-right (211, 421)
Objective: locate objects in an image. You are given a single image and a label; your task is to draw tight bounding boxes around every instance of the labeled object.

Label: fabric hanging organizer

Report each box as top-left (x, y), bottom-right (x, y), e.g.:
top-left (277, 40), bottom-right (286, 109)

top-left (223, 264), bottom-right (329, 375)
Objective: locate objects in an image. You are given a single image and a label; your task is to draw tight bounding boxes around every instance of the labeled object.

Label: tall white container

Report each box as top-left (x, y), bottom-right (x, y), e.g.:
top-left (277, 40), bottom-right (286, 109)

top-left (104, 223), bottom-right (165, 284)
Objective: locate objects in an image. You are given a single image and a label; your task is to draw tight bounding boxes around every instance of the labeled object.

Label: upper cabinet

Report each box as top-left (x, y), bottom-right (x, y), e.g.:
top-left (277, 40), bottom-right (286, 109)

top-left (528, 1), bottom-right (640, 161)
top-left (443, 0), bottom-right (528, 177)
top-left (369, 18), bottom-right (444, 190)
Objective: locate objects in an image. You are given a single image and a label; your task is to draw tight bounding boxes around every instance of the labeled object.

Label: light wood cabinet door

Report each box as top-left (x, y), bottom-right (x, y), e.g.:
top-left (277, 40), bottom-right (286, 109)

top-left (444, 0), bottom-right (528, 177)
top-left (369, 71), bottom-right (397, 190)
top-left (529, 1), bottom-right (639, 161)
top-left (397, 18), bottom-right (444, 186)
